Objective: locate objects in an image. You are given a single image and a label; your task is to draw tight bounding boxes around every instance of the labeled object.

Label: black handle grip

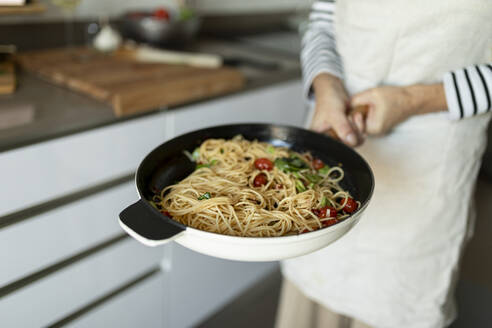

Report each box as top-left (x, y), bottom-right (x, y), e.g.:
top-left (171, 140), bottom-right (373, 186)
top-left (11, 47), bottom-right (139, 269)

top-left (119, 199), bottom-right (186, 246)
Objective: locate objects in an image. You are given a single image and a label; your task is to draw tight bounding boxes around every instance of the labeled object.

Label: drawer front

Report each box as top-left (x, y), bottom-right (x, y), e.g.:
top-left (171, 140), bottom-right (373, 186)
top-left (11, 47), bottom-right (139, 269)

top-left (0, 112), bottom-right (169, 217)
top-left (0, 181), bottom-right (137, 288)
top-left (167, 244), bottom-right (278, 328)
top-left (67, 272), bottom-right (164, 328)
top-left (0, 238), bottom-right (164, 328)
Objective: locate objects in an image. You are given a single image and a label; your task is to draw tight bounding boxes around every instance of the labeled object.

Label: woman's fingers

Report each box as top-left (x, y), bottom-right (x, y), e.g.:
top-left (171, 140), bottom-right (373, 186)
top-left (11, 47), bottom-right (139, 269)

top-left (352, 111), bottom-right (365, 136)
top-left (310, 104), bottom-right (332, 132)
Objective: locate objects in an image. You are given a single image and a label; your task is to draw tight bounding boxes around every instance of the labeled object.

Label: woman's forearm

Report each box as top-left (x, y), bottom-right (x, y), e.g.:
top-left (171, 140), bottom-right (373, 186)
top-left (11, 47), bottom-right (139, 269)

top-left (406, 83), bottom-right (447, 116)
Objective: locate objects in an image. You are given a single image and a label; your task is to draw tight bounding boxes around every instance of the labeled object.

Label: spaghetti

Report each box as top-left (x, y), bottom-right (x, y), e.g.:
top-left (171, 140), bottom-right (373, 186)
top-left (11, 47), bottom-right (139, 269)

top-left (151, 136), bottom-right (358, 237)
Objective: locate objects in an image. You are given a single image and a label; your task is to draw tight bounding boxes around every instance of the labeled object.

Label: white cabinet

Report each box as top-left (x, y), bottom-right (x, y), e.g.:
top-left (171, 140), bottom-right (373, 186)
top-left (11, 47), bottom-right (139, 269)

top-left (0, 79), bottom-right (304, 328)
top-left (0, 238), bottom-right (164, 328)
top-left (0, 182), bottom-right (136, 288)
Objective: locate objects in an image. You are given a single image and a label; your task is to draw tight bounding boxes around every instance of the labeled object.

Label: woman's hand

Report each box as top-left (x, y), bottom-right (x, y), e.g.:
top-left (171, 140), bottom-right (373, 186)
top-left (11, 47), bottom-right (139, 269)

top-left (311, 73), bottom-right (361, 146)
top-left (350, 84), bottom-right (447, 135)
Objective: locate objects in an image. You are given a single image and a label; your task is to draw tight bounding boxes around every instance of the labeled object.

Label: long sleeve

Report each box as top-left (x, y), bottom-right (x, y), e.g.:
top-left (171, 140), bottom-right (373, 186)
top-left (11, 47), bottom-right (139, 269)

top-left (301, 0), bottom-right (343, 102)
top-left (443, 64), bottom-right (492, 120)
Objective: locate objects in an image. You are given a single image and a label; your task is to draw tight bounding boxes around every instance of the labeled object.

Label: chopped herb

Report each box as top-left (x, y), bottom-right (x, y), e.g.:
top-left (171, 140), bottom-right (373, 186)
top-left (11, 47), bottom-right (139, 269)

top-left (295, 179), bottom-right (306, 193)
top-left (318, 166), bottom-right (330, 175)
top-left (308, 182), bottom-right (315, 189)
top-left (274, 156), bottom-right (308, 172)
top-left (220, 148), bottom-right (224, 154)
top-left (267, 145), bottom-right (275, 154)
top-left (198, 192), bottom-right (211, 200)
top-left (320, 196), bottom-right (328, 207)
top-left (192, 148), bottom-right (200, 161)
top-left (292, 171), bottom-right (302, 179)
top-left (196, 159), bottom-right (218, 170)
top-left (305, 173), bottom-right (322, 183)
top-left (196, 163), bottom-right (209, 170)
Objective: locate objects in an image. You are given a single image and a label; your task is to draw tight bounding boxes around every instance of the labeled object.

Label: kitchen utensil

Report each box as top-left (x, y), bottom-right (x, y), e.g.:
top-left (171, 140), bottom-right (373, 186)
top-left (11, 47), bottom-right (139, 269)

top-left (117, 45), bottom-right (222, 68)
top-left (16, 47), bottom-right (245, 117)
top-left (119, 123), bottom-right (374, 262)
top-left (326, 104), bottom-right (369, 141)
top-left (119, 10), bottom-right (201, 46)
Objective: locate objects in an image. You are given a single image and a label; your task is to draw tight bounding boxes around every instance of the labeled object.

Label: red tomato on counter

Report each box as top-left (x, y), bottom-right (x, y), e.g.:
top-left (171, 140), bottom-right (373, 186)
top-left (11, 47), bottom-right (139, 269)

top-left (254, 158), bottom-right (274, 171)
top-left (154, 8), bottom-right (170, 20)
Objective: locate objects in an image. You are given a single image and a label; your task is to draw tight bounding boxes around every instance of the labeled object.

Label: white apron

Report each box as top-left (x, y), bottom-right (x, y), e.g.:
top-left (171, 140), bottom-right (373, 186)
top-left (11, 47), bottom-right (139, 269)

top-left (282, 1), bottom-right (492, 327)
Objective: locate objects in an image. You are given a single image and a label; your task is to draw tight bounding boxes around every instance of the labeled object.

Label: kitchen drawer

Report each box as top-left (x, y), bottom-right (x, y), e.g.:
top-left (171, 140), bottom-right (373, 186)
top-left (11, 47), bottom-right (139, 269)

top-left (167, 243), bottom-right (278, 328)
top-left (0, 112), bottom-right (169, 217)
top-left (0, 238), bottom-right (163, 328)
top-left (67, 272), bottom-right (164, 328)
top-left (171, 80), bottom-right (305, 137)
top-left (0, 181), bottom-right (137, 288)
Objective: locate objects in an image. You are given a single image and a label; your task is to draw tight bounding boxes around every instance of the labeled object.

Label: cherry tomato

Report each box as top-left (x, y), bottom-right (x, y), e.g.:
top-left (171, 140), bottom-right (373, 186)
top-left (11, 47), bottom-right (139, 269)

top-left (301, 228), bottom-right (310, 234)
top-left (154, 8), bottom-right (170, 20)
top-left (322, 218), bottom-right (338, 227)
top-left (341, 197), bottom-right (358, 213)
top-left (161, 211), bottom-right (171, 217)
top-left (254, 158), bottom-right (274, 171)
top-left (313, 206), bottom-right (337, 218)
top-left (253, 173), bottom-right (268, 187)
top-left (312, 158), bottom-right (325, 170)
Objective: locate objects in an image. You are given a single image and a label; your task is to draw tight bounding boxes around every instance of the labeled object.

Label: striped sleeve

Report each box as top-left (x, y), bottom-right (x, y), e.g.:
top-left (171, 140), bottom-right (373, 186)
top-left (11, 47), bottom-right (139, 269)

top-left (301, 0), bottom-right (343, 101)
top-left (443, 64), bottom-right (492, 120)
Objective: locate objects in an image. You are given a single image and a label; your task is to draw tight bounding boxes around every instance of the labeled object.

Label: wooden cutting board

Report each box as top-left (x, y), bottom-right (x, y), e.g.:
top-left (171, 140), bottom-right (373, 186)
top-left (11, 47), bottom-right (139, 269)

top-left (16, 47), bottom-right (245, 116)
top-left (0, 61), bottom-right (16, 94)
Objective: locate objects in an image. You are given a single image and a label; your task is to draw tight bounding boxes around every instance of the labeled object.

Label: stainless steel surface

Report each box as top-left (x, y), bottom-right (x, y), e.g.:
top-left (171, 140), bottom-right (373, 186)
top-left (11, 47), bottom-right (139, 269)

top-left (119, 15), bottom-right (201, 45)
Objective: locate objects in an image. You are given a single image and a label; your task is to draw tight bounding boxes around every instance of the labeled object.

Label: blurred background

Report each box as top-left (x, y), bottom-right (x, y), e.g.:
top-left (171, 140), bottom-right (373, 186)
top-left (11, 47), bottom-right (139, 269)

top-left (0, 1), bottom-right (490, 327)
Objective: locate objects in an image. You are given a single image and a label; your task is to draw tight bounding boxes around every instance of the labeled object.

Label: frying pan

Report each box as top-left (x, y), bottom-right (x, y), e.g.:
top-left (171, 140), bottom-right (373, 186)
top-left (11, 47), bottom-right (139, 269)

top-left (119, 123), bottom-right (374, 262)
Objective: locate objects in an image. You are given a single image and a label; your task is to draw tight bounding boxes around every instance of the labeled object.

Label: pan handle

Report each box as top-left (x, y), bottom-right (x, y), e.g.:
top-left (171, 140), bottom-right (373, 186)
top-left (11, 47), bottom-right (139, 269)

top-left (119, 199), bottom-right (186, 247)
top-left (326, 104), bottom-right (369, 141)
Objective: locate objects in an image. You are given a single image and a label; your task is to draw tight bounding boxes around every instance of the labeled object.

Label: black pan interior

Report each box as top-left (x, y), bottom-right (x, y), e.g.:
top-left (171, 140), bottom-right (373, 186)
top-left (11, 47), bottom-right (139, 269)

top-left (136, 124), bottom-right (374, 209)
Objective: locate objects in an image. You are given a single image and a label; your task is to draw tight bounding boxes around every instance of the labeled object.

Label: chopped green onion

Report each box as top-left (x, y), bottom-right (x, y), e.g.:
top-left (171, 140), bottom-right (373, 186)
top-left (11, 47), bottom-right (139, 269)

top-left (220, 148), bottom-right (224, 154)
top-left (275, 157), bottom-right (308, 172)
top-left (292, 171), bottom-right (302, 179)
top-left (196, 159), bottom-right (218, 170)
top-left (267, 145), bottom-right (275, 154)
top-left (192, 148), bottom-right (200, 161)
top-left (274, 158), bottom-right (290, 172)
top-left (198, 192), bottom-right (211, 200)
top-left (150, 202), bottom-right (158, 209)
top-left (196, 163), bottom-right (209, 170)
top-left (305, 173), bottom-right (322, 183)
top-left (295, 179), bottom-right (306, 193)
top-left (308, 182), bottom-right (315, 189)
top-left (320, 196), bottom-right (328, 207)
top-left (318, 166), bottom-right (330, 175)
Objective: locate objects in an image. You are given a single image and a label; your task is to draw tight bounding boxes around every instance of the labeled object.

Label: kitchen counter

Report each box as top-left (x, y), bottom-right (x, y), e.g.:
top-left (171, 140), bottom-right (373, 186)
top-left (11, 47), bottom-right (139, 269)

top-left (0, 36), bottom-right (301, 153)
